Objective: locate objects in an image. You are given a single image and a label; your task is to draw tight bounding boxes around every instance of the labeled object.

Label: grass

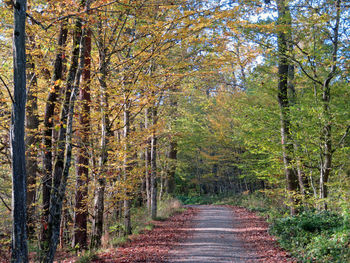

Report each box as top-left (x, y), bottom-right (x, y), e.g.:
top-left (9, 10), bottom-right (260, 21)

top-left (76, 250), bottom-right (98, 263)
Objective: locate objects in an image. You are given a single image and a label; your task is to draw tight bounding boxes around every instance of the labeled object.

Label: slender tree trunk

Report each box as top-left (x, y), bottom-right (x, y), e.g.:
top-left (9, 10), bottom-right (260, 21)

top-left (123, 91), bottom-right (132, 235)
top-left (319, 0), bottom-right (341, 210)
top-left (91, 178), bottom-right (105, 248)
top-left (276, 0), bottom-right (299, 215)
top-left (59, 205), bottom-right (66, 249)
top-left (166, 89), bottom-right (178, 195)
top-left (11, 0), bottom-right (28, 261)
top-left (140, 150), bottom-right (147, 205)
top-left (150, 106), bottom-right (158, 220)
top-left (41, 21), bottom-right (68, 245)
top-left (26, 36), bottom-right (39, 239)
top-left (43, 18), bottom-right (85, 262)
top-left (166, 140), bottom-right (177, 195)
top-left (90, 44), bottom-right (110, 249)
top-left (145, 108), bottom-right (151, 211)
top-left (73, 27), bottom-right (92, 251)
top-left (288, 64), bottom-right (309, 196)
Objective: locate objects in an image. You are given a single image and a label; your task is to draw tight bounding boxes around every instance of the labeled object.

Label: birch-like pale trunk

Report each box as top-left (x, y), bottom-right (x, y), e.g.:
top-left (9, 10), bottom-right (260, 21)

top-left (90, 45), bottom-right (110, 249)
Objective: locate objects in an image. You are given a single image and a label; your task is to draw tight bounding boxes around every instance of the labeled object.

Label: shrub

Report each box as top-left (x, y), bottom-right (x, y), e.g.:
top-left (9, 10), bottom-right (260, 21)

top-left (76, 250), bottom-right (98, 263)
top-left (305, 229), bottom-right (350, 263)
top-left (269, 210), bottom-right (349, 262)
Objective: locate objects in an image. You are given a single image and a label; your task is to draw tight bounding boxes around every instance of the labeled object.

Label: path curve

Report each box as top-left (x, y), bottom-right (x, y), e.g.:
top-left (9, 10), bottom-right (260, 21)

top-left (166, 205), bottom-right (257, 263)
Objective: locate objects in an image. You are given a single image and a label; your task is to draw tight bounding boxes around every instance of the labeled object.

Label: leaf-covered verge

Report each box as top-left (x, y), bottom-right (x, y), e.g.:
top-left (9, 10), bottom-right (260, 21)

top-left (25, 206), bottom-right (196, 263)
top-left (90, 207), bottom-right (198, 263)
top-left (228, 206), bottom-right (297, 263)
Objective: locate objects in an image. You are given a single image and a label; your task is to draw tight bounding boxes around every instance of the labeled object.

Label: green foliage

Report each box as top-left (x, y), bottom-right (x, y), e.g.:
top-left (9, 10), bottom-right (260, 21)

top-left (304, 229), bottom-right (350, 263)
top-left (76, 250), bottom-right (98, 263)
top-left (144, 224), bottom-right (154, 231)
top-left (109, 222), bottom-right (126, 235)
top-left (110, 236), bottom-right (128, 248)
top-left (177, 194), bottom-right (224, 205)
top-left (157, 198), bottom-right (184, 218)
top-left (270, 210), bottom-right (350, 262)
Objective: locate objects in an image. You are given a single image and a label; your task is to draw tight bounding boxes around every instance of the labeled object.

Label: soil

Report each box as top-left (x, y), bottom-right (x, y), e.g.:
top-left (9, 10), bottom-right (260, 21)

top-left (166, 205), bottom-right (258, 263)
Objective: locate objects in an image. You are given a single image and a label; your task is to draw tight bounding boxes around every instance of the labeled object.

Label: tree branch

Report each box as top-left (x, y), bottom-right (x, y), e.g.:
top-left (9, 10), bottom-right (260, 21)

top-left (333, 125), bottom-right (350, 153)
top-left (0, 75), bottom-right (14, 104)
top-left (0, 193), bottom-right (11, 212)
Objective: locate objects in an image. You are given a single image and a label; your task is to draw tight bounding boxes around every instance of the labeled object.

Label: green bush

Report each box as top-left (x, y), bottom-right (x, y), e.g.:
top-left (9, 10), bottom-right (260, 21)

top-left (176, 195), bottom-right (217, 204)
top-left (270, 210), bottom-right (349, 262)
top-left (76, 250), bottom-right (98, 263)
top-left (305, 229), bottom-right (350, 263)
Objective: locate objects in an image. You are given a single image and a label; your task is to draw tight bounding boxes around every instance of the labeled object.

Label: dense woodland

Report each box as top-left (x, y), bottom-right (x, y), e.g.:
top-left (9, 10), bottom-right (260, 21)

top-left (0, 0), bottom-right (349, 262)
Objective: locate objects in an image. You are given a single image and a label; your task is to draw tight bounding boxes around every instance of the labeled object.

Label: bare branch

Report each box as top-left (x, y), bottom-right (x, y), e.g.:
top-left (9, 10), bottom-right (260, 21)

top-left (333, 125), bottom-right (350, 152)
top-left (0, 75), bottom-right (14, 104)
top-left (0, 193), bottom-right (11, 212)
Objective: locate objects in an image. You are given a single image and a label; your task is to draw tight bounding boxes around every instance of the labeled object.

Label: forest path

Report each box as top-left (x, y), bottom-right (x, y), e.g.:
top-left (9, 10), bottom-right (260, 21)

top-left (166, 205), bottom-right (258, 263)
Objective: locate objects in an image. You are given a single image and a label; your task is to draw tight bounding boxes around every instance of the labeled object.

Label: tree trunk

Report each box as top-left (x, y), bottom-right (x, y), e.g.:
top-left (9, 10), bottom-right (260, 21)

top-left (11, 0), bottom-right (28, 261)
top-left (123, 92), bottom-right (132, 235)
top-left (90, 178), bottom-right (105, 249)
top-left (276, 0), bottom-right (299, 215)
top-left (319, 0), bottom-right (340, 210)
top-left (287, 63), bottom-right (309, 197)
top-left (166, 140), bottom-right (177, 195)
top-left (43, 18), bottom-right (84, 262)
top-left (90, 40), bottom-right (110, 249)
top-left (26, 36), bottom-right (39, 239)
top-left (150, 106), bottom-right (158, 220)
top-left (166, 89), bottom-right (178, 195)
top-left (41, 21), bottom-right (68, 245)
top-left (73, 27), bottom-right (92, 251)
top-left (145, 108), bottom-right (151, 211)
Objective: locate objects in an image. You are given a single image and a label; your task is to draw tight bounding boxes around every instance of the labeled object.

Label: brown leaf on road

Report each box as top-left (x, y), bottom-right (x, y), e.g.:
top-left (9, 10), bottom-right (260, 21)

top-left (93, 208), bottom-right (198, 263)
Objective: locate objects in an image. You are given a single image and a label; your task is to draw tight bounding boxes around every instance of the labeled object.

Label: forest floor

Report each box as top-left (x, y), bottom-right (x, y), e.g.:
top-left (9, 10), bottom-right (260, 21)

top-left (2, 204), bottom-right (297, 262)
top-left (81, 205), bottom-right (296, 263)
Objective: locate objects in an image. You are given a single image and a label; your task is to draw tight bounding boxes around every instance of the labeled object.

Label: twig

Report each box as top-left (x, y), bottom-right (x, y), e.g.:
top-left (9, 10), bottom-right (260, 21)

top-left (26, 12), bottom-right (46, 30)
top-left (333, 125), bottom-right (350, 152)
top-left (27, 0), bottom-right (121, 31)
top-left (0, 75), bottom-right (14, 104)
top-left (0, 194), bottom-right (11, 212)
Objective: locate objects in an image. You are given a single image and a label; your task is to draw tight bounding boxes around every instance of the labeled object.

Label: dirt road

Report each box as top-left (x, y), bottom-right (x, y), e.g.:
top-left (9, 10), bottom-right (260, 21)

top-left (166, 205), bottom-right (258, 263)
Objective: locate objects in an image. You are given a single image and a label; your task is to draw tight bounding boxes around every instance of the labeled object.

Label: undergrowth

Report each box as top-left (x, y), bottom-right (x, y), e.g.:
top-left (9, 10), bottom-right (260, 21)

top-left (270, 210), bottom-right (350, 263)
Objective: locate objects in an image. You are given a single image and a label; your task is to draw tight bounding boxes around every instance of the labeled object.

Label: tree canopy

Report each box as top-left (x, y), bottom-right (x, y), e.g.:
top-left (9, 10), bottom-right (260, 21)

top-left (0, 0), bottom-right (349, 261)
